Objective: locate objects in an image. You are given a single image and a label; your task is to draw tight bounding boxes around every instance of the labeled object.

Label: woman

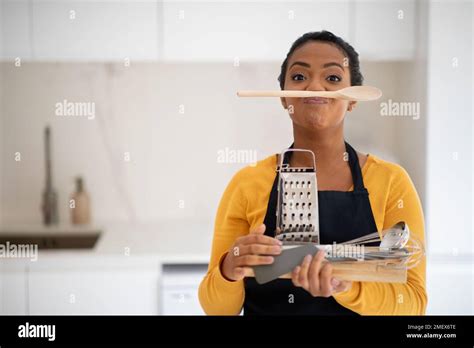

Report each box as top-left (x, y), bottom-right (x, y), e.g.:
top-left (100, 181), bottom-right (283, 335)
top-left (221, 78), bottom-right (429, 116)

top-left (198, 31), bottom-right (427, 315)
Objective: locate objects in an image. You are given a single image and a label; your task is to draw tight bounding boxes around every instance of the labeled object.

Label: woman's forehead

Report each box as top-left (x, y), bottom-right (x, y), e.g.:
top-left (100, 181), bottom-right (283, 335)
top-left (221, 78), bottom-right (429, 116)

top-left (288, 41), bottom-right (348, 68)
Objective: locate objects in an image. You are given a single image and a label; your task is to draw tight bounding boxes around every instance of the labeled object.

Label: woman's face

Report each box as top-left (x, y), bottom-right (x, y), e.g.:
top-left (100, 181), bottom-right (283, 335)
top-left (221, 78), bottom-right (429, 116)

top-left (281, 41), bottom-right (356, 131)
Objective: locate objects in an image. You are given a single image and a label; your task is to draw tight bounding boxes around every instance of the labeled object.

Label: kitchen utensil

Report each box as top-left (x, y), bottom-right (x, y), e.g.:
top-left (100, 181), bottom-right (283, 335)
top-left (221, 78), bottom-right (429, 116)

top-left (275, 149), bottom-right (320, 244)
top-left (237, 85), bottom-right (382, 101)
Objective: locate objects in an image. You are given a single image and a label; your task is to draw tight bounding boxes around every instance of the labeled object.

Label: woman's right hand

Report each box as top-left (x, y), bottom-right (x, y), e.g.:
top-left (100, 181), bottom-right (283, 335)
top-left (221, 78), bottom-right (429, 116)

top-left (220, 224), bottom-right (282, 281)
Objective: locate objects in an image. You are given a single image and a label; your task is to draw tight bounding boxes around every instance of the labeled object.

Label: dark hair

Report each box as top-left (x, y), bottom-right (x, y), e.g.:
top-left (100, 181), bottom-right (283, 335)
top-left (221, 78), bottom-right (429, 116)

top-left (278, 30), bottom-right (363, 89)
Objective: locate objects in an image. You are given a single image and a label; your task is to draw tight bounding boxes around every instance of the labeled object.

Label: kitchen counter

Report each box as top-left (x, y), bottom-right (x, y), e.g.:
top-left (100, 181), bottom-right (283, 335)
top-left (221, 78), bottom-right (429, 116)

top-left (0, 220), bottom-right (214, 315)
top-left (0, 219), bottom-right (214, 267)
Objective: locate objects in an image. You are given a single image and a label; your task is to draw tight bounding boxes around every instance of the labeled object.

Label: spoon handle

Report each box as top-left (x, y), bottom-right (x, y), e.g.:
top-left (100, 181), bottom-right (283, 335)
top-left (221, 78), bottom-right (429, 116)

top-left (237, 90), bottom-right (339, 98)
top-left (237, 86), bottom-right (382, 101)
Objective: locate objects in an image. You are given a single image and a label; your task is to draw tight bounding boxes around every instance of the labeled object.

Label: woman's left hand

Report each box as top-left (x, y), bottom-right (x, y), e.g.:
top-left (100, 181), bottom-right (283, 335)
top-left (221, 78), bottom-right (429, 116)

top-left (291, 250), bottom-right (352, 297)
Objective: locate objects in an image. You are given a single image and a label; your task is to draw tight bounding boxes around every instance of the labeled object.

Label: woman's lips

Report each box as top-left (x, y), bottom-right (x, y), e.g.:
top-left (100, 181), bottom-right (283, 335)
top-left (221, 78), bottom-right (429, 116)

top-left (303, 97), bottom-right (329, 104)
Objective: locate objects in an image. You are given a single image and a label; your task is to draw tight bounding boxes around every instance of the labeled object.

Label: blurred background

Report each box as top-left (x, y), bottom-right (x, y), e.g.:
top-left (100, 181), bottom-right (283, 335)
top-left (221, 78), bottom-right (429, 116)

top-left (0, 0), bottom-right (472, 315)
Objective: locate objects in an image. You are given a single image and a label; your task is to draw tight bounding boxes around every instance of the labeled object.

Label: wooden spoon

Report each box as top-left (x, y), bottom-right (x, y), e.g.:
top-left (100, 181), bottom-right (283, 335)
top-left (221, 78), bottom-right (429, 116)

top-left (237, 85), bottom-right (382, 101)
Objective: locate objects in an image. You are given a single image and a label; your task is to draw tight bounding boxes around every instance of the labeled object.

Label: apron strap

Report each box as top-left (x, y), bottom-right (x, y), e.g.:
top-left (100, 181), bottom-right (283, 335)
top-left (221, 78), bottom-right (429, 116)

top-left (344, 142), bottom-right (365, 191)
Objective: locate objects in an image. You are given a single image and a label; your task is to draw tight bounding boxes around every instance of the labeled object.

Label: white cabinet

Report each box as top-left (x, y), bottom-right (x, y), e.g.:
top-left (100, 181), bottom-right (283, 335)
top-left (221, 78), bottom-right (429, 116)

top-left (0, 262), bottom-right (28, 314)
top-left (162, 1), bottom-right (350, 62)
top-left (1, 0), bottom-right (160, 61)
top-left (31, 0), bottom-right (159, 61)
top-left (0, 254), bottom-right (209, 315)
top-left (0, 0), bottom-right (32, 60)
top-left (160, 264), bottom-right (207, 315)
top-left (28, 259), bottom-right (160, 315)
top-left (1, 0), bottom-right (418, 62)
top-left (426, 259), bottom-right (474, 314)
top-left (353, 0), bottom-right (416, 60)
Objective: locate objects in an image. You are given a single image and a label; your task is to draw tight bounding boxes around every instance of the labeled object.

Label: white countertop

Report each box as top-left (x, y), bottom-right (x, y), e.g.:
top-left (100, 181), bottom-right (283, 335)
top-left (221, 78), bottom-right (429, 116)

top-left (0, 220), bottom-right (214, 266)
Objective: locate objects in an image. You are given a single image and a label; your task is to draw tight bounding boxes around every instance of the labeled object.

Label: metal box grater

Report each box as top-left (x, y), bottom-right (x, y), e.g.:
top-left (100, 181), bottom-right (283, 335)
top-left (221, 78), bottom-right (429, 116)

top-left (275, 149), bottom-right (320, 245)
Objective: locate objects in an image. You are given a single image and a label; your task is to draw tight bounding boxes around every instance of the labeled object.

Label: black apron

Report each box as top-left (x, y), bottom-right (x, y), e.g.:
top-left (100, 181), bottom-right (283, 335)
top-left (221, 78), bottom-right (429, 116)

top-left (243, 141), bottom-right (378, 315)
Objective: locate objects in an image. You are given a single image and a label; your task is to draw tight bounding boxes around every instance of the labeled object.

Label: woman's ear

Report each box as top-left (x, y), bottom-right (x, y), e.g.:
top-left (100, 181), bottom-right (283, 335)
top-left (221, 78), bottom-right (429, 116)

top-left (347, 101), bottom-right (357, 112)
top-left (280, 97), bottom-right (288, 109)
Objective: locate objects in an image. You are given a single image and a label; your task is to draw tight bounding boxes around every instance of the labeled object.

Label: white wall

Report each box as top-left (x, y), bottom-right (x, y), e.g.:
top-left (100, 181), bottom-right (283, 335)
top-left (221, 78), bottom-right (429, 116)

top-left (425, 0), bottom-right (473, 314)
top-left (0, 0), bottom-right (3, 226)
top-left (0, 61), bottom-right (422, 226)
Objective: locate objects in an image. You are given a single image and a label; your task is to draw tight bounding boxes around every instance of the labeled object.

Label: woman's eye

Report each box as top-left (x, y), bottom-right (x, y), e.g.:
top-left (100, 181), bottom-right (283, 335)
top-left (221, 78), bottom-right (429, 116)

top-left (326, 75), bottom-right (341, 82)
top-left (291, 73), bottom-right (306, 81)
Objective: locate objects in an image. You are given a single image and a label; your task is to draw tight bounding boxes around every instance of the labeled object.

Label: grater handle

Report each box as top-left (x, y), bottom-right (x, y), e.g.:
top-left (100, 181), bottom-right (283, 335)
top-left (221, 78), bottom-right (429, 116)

top-left (278, 148), bottom-right (316, 170)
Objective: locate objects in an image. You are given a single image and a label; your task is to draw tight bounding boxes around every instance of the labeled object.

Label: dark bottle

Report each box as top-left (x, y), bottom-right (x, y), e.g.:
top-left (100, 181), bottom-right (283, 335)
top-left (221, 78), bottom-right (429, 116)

top-left (41, 126), bottom-right (59, 225)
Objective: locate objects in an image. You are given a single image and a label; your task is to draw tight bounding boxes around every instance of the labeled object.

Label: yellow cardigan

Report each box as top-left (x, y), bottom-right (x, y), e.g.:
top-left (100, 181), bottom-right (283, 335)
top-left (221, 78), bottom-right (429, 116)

top-left (199, 153), bottom-right (427, 315)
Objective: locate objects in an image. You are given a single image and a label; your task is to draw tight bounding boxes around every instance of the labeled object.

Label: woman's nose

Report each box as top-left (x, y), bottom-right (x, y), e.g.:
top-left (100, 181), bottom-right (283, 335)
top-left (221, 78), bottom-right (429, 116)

top-left (306, 79), bottom-right (325, 91)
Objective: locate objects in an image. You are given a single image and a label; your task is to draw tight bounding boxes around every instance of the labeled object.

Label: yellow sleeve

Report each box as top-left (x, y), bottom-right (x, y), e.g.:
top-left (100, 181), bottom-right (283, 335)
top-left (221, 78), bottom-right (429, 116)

top-left (334, 164), bottom-right (427, 315)
top-left (198, 170), bottom-right (250, 315)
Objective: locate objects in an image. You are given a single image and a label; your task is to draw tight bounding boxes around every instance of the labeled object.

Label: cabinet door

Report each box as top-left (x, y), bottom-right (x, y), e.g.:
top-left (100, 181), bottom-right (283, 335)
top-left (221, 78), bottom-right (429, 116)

top-left (32, 0), bottom-right (159, 61)
top-left (28, 268), bottom-right (160, 314)
top-left (354, 0), bottom-right (415, 60)
top-left (0, 261), bottom-right (28, 314)
top-left (426, 261), bottom-right (474, 314)
top-left (160, 264), bottom-right (207, 315)
top-left (162, 1), bottom-right (350, 62)
top-left (161, 286), bottom-right (204, 315)
top-left (0, 0), bottom-right (32, 60)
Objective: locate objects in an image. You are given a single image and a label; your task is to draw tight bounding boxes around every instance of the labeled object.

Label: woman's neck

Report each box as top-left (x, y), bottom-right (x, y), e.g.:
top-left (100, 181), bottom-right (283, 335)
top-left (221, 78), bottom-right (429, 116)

top-left (291, 124), bottom-right (346, 171)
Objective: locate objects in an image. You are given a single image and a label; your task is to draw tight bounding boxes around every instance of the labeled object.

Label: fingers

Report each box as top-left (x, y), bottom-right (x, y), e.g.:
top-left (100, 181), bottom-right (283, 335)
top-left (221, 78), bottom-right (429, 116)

top-left (235, 254), bottom-right (274, 267)
top-left (297, 254), bottom-right (312, 289)
top-left (291, 250), bottom-right (336, 298)
top-left (332, 279), bottom-right (352, 294)
top-left (236, 224), bottom-right (281, 247)
top-left (291, 265), bottom-right (302, 287)
top-left (307, 250), bottom-right (325, 294)
top-left (226, 224), bottom-right (282, 281)
top-left (239, 233), bottom-right (281, 246)
top-left (318, 262), bottom-right (333, 297)
top-left (238, 244), bottom-right (282, 256)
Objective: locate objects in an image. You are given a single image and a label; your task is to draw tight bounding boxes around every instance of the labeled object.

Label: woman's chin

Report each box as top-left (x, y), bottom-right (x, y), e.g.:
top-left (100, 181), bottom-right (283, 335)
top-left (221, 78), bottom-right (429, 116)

top-left (305, 112), bottom-right (332, 130)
